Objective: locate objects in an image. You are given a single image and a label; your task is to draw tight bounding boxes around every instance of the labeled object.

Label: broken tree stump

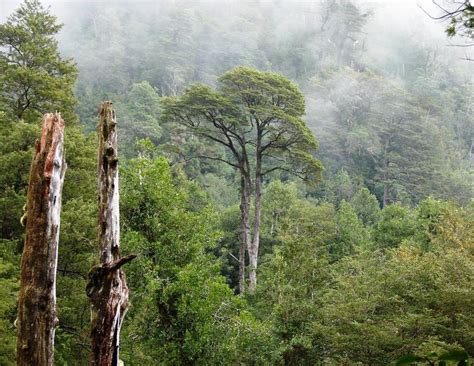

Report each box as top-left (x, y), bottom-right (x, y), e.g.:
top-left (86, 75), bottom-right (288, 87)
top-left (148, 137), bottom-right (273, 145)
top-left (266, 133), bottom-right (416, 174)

top-left (87, 101), bottom-right (135, 366)
top-left (17, 113), bottom-right (66, 366)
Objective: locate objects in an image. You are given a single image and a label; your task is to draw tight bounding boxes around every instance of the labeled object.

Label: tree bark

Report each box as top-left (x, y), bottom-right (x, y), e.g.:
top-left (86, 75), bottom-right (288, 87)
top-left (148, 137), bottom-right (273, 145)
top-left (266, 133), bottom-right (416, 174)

top-left (238, 173), bottom-right (251, 294)
top-left (382, 138), bottom-right (390, 209)
top-left (17, 113), bottom-right (66, 366)
top-left (382, 180), bottom-right (388, 209)
top-left (249, 135), bottom-right (263, 293)
top-left (87, 101), bottom-right (134, 366)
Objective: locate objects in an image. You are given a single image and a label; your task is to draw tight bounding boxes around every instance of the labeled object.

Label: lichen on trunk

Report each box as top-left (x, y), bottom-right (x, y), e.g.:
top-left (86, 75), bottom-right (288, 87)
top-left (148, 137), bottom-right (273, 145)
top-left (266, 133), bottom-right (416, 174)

top-left (17, 113), bottom-right (66, 366)
top-left (87, 101), bottom-right (135, 366)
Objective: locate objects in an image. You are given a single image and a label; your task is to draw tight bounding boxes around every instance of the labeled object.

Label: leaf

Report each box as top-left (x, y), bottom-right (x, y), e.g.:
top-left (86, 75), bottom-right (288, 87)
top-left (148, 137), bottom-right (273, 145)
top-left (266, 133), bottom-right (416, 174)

top-left (395, 354), bottom-right (424, 365)
top-left (438, 350), bottom-right (469, 361)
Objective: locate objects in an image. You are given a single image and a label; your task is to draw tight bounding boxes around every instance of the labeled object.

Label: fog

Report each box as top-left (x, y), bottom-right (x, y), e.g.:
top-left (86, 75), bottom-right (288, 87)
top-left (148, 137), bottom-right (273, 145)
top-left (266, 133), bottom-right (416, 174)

top-left (0, 0), bottom-right (472, 76)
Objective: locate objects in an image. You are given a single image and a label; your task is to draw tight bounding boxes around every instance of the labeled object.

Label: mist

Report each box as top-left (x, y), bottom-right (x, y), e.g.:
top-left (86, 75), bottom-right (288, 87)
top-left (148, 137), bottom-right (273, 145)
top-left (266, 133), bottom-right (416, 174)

top-left (1, 0), bottom-right (473, 364)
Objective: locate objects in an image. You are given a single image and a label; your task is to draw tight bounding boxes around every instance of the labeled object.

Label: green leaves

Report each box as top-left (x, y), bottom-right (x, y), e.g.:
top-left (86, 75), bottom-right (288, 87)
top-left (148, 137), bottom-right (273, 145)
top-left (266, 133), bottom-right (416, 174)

top-left (438, 350), bottom-right (470, 362)
top-left (396, 350), bottom-right (470, 365)
top-left (0, 0), bottom-right (77, 123)
top-left (395, 354), bottom-right (424, 365)
top-left (161, 66), bottom-right (322, 184)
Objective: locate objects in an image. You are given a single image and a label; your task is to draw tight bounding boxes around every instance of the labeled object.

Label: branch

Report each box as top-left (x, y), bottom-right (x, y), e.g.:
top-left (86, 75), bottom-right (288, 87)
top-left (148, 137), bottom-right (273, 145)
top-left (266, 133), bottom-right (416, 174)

top-left (228, 252), bottom-right (241, 263)
top-left (262, 165), bottom-right (307, 180)
top-left (418, 0), bottom-right (467, 21)
top-left (107, 254), bottom-right (137, 272)
top-left (194, 155), bottom-right (241, 169)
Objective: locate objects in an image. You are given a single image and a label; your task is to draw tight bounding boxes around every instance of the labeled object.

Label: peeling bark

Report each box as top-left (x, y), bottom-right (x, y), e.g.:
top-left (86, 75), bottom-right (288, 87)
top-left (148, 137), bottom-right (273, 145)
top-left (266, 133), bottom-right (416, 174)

top-left (87, 102), bottom-right (134, 366)
top-left (17, 113), bottom-right (66, 366)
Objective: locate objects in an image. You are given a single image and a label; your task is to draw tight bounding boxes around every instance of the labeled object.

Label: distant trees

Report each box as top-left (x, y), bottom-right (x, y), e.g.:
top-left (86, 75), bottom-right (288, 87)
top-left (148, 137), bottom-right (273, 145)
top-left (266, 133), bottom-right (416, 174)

top-left (0, 0), bottom-right (473, 365)
top-left (117, 81), bottom-right (162, 157)
top-left (162, 66), bottom-right (321, 292)
top-left (310, 69), bottom-right (465, 207)
top-left (255, 196), bottom-right (474, 364)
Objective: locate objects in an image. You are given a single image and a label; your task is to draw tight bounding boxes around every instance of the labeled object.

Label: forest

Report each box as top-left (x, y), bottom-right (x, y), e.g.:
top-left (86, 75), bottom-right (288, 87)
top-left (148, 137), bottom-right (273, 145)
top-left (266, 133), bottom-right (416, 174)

top-left (0, 0), bottom-right (473, 364)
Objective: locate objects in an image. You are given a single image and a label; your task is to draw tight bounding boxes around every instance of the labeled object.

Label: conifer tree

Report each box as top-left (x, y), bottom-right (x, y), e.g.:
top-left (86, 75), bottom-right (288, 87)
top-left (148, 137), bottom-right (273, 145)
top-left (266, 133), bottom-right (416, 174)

top-left (0, 0), bottom-right (77, 123)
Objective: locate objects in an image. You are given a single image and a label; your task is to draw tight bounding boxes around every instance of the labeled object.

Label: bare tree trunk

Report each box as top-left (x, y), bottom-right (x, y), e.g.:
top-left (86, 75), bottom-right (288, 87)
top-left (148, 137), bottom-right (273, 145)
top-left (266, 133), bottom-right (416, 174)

top-left (87, 102), bottom-right (135, 366)
top-left (17, 113), bottom-right (66, 366)
top-left (238, 175), bottom-right (246, 294)
top-left (382, 138), bottom-right (390, 209)
top-left (238, 173), bottom-right (251, 294)
top-left (382, 181), bottom-right (388, 209)
top-left (249, 175), bottom-right (261, 293)
top-left (249, 140), bottom-right (262, 293)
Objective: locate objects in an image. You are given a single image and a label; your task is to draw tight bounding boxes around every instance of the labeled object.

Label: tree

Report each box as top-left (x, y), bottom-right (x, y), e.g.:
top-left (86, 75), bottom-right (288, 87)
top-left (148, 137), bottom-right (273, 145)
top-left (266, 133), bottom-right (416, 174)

top-left (313, 244), bottom-right (474, 364)
top-left (262, 181), bottom-right (298, 238)
top-left (373, 204), bottom-right (416, 250)
top-left (116, 81), bottom-right (162, 158)
top-left (0, 259), bottom-right (18, 366)
top-left (310, 69), bottom-right (447, 207)
top-left (119, 153), bottom-right (277, 365)
top-left (0, 0), bottom-right (77, 123)
top-left (0, 2), bottom-right (96, 363)
top-left (331, 200), bottom-right (367, 261)
top-left (350, 187), bottom-right (380, 226)
top-left (162, 66), bottom-right (322, 292)
top-left (17, 113), bottom-right (66, 366)
top-left (87, 102), bottom-right (135, 365)
top-left (423, 0), bottom-right (473, 40)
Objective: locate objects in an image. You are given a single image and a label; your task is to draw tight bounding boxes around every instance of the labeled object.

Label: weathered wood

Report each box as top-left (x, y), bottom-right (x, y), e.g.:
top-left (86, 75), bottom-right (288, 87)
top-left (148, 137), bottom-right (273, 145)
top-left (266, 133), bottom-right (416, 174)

top-left (87, 101), bottom-right (133, 366)
top-left (17, 113), bottom-right (66, 366)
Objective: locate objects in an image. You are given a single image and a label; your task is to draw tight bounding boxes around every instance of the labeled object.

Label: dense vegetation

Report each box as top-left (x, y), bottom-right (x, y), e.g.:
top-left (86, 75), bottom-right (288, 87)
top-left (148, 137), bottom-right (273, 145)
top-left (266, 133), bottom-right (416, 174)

top-left (0, 0), bottom-right (472, 364)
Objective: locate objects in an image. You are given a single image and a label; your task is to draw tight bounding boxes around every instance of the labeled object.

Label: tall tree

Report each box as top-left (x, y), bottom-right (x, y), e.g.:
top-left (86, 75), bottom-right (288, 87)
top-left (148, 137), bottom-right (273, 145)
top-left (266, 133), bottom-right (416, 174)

top-left (0, 2), bottom-right (96, 363)
top-left (0, 0), bottom-right (77, 123)
top-left (162, 66), bottom-right (322, 292)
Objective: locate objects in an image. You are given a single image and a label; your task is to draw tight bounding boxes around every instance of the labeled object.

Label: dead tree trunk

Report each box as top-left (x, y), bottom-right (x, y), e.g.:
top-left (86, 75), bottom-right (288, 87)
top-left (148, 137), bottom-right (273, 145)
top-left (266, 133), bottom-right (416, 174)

top-left (17, 113), bottom-right (66, 366)
top-left (87, 101), bottom-right (135, 366)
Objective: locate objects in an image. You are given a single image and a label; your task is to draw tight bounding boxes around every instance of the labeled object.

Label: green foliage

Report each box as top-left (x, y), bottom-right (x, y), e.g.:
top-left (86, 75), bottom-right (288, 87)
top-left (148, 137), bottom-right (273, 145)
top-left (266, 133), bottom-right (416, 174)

top-left (397, 348), bottom-right (471, 365)
top-left (373, 204), bottom-right (417, 250)
top-left (323, 168), bottom-right (356, 207)
top-left (119, 156), bottom-right (276, 364)
top-left (162, 66), bottom-right (322, 182)
top-left (256, 237), bottom-right (331, 365)
top-left (0, 1), bottom-right (473, 364)
top-left (0, 3), bottom-right (95, 363)
top-left (0, 119), bottom-right (40, 240)
top-left (443, 1), bottom-right (473, 39)
top-left (312, 244), bottom-right (474, 364)
top-left (350, 187), bottom-right (381, 226)
top-left (0, 257), bottom-right (19, 366)
top-left (262, 181), bottom-right (299, 238)
top-left (310, 67), bottom-right (469, 207)
top-left (116, 81), bottom-right (162, 158)
top-left (0, 0), bottom-right (77, 123)
top-left (331, 200), bottom-right (368, 260)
